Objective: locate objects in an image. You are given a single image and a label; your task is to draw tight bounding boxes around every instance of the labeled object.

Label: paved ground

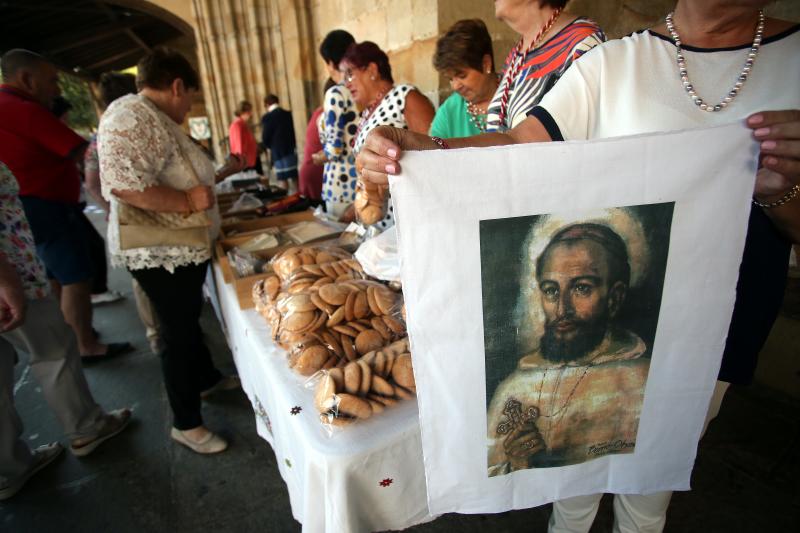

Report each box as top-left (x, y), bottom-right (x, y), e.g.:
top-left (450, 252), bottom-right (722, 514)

top-left (1, 213), bottom-right (798, 532)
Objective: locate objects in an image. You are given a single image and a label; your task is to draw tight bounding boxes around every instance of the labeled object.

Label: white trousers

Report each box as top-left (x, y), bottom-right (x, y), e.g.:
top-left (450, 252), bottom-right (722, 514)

top-left (548, 380), bottom-right (731, 533)
top-left (0, 297), bottom-right (104, 481)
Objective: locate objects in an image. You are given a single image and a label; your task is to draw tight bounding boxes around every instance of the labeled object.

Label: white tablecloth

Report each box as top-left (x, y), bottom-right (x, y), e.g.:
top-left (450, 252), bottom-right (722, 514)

top-left (210, 265), bottom-right (433, 532)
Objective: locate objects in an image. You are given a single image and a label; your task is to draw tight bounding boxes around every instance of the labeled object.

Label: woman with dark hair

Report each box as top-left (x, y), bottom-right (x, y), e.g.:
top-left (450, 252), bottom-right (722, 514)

top-left (98, 48), bottom-right (242, 454)
top-left (358, 0), bottom-right (799, 529)
top-left (85, 73), bottom-right (137, 215)
top-left (341, 40), bottom-right (435, 228)
top-left (431, 19), bottom-right (499, 137)
top-left (228, 100), bottom-right (257, 171)
top-left (84, 73), bottom-right (140, 307)
top-left (487, 0), bottom-right (604, 132)
top-left (316, 29), bottom-right (359, 219)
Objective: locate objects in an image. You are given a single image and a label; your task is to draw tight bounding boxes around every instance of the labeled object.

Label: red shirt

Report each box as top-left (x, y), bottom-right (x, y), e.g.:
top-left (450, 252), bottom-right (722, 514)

top-left (0, 84), bottom-right (86, 204)
top-left (299, 107), bottom-right (323, 200)
top-left (228, 116), bottom-right (258, 167)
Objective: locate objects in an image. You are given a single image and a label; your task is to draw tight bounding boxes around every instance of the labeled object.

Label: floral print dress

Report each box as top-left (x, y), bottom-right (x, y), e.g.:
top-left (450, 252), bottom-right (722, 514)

top-left (0, 163), bottom-right (49, 299)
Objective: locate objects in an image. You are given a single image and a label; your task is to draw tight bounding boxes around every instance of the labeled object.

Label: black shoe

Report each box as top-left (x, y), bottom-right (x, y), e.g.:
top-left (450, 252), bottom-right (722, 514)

top-left (81, 342), bottom-right (134, 363)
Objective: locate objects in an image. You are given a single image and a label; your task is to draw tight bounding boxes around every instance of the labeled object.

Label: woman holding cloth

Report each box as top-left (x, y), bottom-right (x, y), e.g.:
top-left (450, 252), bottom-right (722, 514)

top-left (342, 40), bottom-right (435, 229)
top-left (98, 49), bottom-right (242, 455)
top-left (357, 1), bottom-right (800, 530)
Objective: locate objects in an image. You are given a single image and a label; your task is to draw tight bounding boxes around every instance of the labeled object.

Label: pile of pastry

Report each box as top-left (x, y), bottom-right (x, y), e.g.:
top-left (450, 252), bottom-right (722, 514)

top-left (315, 338), bottom-right (414, 426)
top-left (252, 244), bottom-right (414, 428)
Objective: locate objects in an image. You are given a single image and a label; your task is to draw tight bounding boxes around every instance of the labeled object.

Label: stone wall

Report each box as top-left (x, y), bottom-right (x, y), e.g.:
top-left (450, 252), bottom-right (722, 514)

top-left (142, 0), bottom-right (800, 160)
top-left (309, 0), bottom-right (439, 103)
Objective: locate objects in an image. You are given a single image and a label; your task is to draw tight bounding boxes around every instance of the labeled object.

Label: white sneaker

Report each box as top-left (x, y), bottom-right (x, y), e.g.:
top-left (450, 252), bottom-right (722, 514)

top-left (0, 443), bottom-right (63, 501)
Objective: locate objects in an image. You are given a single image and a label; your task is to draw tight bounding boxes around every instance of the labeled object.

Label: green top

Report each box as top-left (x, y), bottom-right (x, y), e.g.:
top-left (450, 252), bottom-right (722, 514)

top-left (429, 92), bottom-right (482, 139)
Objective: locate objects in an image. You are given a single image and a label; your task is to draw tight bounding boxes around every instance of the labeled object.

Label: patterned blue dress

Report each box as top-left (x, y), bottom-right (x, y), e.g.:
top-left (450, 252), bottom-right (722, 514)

top-left (320, 84), bottom-right (359, 217)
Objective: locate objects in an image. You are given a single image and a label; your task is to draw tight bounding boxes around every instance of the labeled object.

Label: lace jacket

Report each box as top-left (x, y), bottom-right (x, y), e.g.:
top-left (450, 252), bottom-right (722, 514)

top-left (97, 94), bottom-right (220, 272)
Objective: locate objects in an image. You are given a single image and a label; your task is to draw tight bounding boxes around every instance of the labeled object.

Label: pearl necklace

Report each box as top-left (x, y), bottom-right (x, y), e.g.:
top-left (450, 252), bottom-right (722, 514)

top-left (466, 100), bottom-right (488, 132)
top-left (665, 10), bottom-right (764, 112)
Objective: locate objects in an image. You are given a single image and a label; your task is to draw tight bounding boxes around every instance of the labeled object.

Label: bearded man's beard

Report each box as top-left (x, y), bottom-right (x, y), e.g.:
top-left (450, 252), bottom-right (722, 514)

top-left (540, 313), bottom-right (609, 363)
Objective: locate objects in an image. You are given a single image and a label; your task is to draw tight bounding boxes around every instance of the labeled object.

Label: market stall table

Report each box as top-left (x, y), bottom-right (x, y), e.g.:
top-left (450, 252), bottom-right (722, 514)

top-left (210, 264), bottom-right (433, 532)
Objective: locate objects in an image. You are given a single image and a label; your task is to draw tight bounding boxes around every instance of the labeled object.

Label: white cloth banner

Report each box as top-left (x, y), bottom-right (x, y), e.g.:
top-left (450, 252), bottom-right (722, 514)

top-left (390, 123), bottom-right (757, 515)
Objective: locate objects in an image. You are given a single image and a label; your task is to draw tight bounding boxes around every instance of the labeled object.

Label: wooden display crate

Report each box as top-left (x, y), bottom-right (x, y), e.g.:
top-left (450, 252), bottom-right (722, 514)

top-left (220, 209), bottom-right (315, 239)
top-left (214, 211), bottom-right (342, 310)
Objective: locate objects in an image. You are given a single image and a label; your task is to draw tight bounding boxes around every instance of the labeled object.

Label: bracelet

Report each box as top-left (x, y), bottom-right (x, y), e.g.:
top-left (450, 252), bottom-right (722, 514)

top-left (752, 183), bottom-right (800, 208)
top-left (430, 136), bottom-right (450, 150)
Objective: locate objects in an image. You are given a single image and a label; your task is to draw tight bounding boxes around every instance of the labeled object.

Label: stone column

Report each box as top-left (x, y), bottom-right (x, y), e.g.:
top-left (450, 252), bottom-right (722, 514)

top-left (191, 0), bottom-right (318, 161)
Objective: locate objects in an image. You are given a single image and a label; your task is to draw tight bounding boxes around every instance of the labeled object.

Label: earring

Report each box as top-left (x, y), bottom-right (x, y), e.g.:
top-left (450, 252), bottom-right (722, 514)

top-left (370, 75), bottom-right (375, 80)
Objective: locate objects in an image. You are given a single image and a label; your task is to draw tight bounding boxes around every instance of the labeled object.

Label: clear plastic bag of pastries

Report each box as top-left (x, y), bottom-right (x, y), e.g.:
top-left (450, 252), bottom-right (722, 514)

top-left (308, 337), bottom-right (416, 433)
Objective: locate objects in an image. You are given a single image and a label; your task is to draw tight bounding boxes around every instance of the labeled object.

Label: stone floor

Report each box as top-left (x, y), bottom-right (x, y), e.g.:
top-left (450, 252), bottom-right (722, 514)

top-left (1, 214), bottom-right (798, 532)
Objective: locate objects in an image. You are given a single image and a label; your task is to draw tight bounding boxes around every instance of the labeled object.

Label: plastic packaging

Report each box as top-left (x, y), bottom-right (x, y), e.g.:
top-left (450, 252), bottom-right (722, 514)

top-left (270, 245), bottom-right (352, 281)
top-left (237, 230), bottom-right (281, 252)
top-left (306, 337), bottom-right (416, 433)
top-left (273, 279), bottom-right (406, 357)
top-left (353, 179), bottom-right (387, 225)
top-left (226, 192), bottom-right (263, 214)
top-left (228, 248), bottom-right (268, 277)
top-left (354, 226), bottom-right (401, 282)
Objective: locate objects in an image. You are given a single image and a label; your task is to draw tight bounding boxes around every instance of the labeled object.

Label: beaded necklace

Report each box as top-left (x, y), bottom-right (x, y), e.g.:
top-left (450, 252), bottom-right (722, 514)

top-left (497, 7), bottom-right (563, 126)
top-left (665, 10), bottom-right (764, 112)
top-left (466, 100), bottom-right (488, 132)
top-left (351, 89), bottom-right (389, 149)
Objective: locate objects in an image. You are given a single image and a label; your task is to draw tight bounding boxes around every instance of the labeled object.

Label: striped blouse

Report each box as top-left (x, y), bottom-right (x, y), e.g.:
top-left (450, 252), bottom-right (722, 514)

top-left (485, 17), bottom-right (605, 132)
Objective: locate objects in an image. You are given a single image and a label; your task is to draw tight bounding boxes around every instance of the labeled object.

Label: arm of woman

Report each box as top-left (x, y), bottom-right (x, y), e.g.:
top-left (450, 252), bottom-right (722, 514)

top-left (0, 252), bottom-right (26, 332)
top-left (749, 110), bottom-right (800, 243)
top-left (83, 141), bottom-right (110, 212)
top-left (97, 98), bottom-right (216, 213)
top-left (112, 184), bottom-right (214, 213)
top-left (356, 116), bottom-right (552, 185)
top-left (403, 90), bottom-right (436, 135)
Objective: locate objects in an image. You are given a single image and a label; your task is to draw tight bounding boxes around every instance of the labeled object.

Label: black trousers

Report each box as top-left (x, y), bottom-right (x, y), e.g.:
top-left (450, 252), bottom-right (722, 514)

top-left (78, 211), bottom-right (108, 294)
top-left (130, 261), bottom-right (221, 429)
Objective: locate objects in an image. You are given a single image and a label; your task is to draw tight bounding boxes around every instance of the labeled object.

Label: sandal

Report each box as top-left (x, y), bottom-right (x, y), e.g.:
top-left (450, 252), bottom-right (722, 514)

top-left (70, 408), bottom-right (133, 457)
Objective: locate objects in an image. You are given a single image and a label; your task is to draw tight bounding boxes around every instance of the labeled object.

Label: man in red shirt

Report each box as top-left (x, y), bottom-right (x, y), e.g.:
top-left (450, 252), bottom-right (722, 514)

top-left (0, 49), bottom-right (129, 360)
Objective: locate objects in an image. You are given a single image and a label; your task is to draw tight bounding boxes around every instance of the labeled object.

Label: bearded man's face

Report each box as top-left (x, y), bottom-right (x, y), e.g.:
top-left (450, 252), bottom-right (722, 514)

top-left (537, 240), bottom-right (619, 362)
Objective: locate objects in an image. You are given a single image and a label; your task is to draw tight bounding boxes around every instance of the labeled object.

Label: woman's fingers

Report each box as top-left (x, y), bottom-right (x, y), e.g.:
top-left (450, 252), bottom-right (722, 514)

top-left (359, 165), bottom-right (390, 186)
top-left (761, 154), bottom-right (800, 181)
top-left (366, 125), bottom-right (404, 159)
top-left (355, 126), bottom-right (406, 185)
top-left (747, 110), bottom-right (800, 197)
top-left (759, 139), bottom-right (800, 159)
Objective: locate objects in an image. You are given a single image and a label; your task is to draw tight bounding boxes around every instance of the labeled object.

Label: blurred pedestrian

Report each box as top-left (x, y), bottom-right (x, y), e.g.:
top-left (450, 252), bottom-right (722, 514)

top-left (261, 94), bottom-right (298, 192)
top-left (228, 100), bottom-right (259, 172)
top-left (0, 161), bottom-right (132, 501)
top-left (0, 49), bottom-right (130, 360)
